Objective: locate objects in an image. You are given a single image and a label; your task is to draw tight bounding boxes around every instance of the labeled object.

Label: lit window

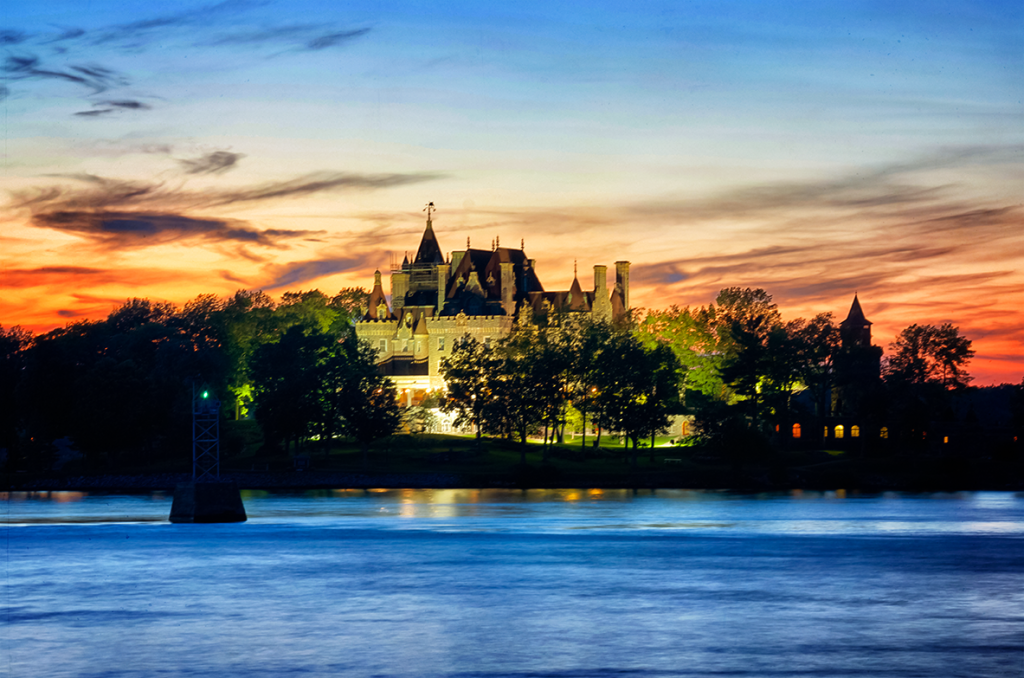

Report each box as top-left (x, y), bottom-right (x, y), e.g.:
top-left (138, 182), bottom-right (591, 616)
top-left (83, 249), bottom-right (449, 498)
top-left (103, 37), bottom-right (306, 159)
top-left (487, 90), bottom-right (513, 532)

top-left (792, 423), bottom-right (801, 439)
top-left (824, 426), bottom-right (829, 438)
top-left (851, 425), bottom-right (860, 438)
top-left (943, 436), bottom-right (949, 444)
top-left (835, 425), bottom-right (844, 439)
top-left (379, 339), bottom-right (387, 352)
top-left (438, 337), bottom-right (445, 351)
top-left (880, 427), bottom-right (889, 439)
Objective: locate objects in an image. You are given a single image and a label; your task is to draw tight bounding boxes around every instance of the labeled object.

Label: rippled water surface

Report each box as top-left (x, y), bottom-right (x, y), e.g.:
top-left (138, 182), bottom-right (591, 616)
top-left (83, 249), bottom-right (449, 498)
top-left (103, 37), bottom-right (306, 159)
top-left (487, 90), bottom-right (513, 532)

top-left (4, 490), bottom-right (1023, 677)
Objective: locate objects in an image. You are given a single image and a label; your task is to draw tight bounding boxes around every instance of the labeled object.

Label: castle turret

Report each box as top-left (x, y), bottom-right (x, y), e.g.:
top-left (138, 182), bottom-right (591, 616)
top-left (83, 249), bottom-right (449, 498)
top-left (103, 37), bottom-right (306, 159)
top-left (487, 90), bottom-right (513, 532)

top-left (840, 294), bottom-right (872, 348)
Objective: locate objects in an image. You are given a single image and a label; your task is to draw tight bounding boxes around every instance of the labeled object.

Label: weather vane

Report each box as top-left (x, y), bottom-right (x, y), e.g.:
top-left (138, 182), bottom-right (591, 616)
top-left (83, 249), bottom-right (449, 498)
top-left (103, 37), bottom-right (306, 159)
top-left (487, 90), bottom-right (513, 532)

top-left (424, 202), bottom-right (436, 219)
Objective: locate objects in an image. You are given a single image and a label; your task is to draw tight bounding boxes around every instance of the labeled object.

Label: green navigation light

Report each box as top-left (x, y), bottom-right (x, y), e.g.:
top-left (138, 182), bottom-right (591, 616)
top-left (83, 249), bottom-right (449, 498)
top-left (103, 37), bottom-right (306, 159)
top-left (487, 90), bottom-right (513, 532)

top-left (202, 391), bottom-right (209, 399)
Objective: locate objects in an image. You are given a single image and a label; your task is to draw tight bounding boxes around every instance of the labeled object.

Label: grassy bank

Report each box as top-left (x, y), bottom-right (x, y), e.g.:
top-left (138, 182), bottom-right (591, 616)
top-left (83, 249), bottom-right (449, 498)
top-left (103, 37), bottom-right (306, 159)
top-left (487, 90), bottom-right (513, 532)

top-left (4, 432), bottom-right (1023, 492)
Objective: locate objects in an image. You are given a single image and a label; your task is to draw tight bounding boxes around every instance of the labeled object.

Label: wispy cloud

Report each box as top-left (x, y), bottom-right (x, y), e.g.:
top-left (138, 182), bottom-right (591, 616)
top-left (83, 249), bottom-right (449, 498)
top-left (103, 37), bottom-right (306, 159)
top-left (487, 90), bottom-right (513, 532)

top-left (2, 2), bottom-right (371, 111)
top-left (31, 211), bottom-right (321, 248)
top-left (261, 256), bottom-right (368, 290)
top-left (179, 150), bottom-right (244, 175)
top-left (11, 169), bottom-right (442, 250)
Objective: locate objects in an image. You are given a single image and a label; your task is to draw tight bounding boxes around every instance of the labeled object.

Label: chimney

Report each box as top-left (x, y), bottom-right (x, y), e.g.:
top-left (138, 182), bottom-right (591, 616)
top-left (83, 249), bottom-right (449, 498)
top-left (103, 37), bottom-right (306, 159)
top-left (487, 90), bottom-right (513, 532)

top-left (500, 262), bottom-right (515, 316)
top-left (615, 261), bottom-right (630, 311)
top-left (437, 262), bottom-right (450, 315)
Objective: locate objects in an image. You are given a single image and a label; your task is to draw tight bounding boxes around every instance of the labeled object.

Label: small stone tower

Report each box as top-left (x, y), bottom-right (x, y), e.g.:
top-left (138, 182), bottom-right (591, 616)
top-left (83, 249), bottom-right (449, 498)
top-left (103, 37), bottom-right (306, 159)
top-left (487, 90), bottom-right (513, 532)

top-left (840, 294), bottom-right (872, 348)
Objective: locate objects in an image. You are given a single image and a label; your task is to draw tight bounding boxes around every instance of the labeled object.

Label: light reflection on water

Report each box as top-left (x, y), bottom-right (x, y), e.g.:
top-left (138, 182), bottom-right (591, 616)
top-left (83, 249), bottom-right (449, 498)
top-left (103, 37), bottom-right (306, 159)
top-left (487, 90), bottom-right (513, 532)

top-left (4, 490), bottom-right (1023, 677)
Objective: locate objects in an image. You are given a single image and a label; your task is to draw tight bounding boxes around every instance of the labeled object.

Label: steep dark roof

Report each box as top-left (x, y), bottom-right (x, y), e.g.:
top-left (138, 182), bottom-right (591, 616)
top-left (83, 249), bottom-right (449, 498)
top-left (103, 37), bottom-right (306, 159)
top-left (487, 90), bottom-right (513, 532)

top-left (842, 294), bottom-right (871, 327)
top-left (414, 219), bottom-right (444, 264)
top-left (567, 276), bottom-right (589, 311)
top-left (363, 271), bottom-right (393, 320)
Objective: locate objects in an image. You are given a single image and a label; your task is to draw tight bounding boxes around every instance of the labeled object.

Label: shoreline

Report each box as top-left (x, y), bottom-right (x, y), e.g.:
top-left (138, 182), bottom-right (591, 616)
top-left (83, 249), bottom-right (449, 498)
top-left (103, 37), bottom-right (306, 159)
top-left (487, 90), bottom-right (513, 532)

top-left (5, 463), bottom-right (1023, 494)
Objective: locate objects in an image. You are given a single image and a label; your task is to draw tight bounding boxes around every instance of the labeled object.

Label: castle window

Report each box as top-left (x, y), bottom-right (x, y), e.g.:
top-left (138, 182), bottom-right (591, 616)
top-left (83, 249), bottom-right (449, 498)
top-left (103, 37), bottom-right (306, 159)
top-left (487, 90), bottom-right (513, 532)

top-left (851, 425), bottom-right (860, 438)
top-left (880, 427), bottom-right (889, 439)
top-left (835, 425), bottom-right (844, 439)
top-left (792, 423), bottom-right (801, 439)
top-left (438, 337), bottom-right (445, 351)
top-left (416, 340), bottom-right (422, 353)
top-left (379, 339), bottom-right (387, 352)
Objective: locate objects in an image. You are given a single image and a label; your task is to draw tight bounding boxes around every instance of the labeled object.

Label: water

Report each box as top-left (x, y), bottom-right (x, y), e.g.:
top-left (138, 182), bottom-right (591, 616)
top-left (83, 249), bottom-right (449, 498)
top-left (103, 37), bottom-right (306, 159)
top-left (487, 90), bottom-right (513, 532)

top-left (4, 490), bottom-right (1023, 677)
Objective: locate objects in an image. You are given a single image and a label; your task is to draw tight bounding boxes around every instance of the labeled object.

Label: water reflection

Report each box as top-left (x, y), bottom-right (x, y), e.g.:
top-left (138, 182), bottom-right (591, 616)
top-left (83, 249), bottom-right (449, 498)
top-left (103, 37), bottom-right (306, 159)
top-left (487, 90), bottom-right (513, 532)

top-left (4, 489), bottom-right (1023, 537)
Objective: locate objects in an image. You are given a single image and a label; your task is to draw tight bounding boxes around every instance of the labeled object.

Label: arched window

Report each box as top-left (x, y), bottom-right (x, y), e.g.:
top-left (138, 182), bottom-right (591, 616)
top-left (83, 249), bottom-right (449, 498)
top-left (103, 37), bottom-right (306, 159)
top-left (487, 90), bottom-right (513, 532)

top-left (835, 425), bottom-right (845, 439)
top-left (792, 423), bottom-right (801, 439)
top-left (851, 425), bottom-right (860, 438)
top-left (824, 426), bottom-right (829, 438)
top-left (880, 427), bottom-right (889, 439)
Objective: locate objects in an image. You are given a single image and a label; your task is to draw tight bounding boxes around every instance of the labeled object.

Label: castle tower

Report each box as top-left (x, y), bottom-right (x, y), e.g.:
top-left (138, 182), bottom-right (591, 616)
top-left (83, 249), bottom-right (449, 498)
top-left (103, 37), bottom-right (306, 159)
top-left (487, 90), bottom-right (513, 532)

top-left (840, 294), bottom-right (872, 348)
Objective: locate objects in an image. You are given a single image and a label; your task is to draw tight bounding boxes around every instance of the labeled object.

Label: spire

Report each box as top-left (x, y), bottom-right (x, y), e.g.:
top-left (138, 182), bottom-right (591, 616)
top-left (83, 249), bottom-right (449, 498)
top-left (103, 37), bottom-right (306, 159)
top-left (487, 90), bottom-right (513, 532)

top-left (843, 294), bottom-right (870, 326)
top-left (414, 207), bottom-right (444, 264)
top-left (364, 269), bottom-right (392, 320)
top-left (840, 294), bottom-right (872, 348)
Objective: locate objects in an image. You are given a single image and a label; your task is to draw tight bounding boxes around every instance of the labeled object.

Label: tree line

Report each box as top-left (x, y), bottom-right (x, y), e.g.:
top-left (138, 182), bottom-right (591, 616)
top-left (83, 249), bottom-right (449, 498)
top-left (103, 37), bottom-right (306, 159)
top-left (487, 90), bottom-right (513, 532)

top-left (2, 284), bottom-right (1017, 474)
top-left (0, 288), bottom-right (401, 472)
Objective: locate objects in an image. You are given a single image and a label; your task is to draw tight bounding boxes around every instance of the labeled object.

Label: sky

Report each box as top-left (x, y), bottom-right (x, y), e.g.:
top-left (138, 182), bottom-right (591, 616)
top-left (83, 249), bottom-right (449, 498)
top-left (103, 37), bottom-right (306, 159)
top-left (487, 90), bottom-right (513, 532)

top-left (2, 0), bottom-right (1022, 385)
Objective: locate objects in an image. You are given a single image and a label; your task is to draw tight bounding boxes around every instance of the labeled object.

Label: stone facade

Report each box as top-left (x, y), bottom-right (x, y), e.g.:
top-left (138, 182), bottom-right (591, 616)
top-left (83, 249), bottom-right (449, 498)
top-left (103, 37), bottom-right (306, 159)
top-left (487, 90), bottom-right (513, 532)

top-left (355, 215), bottom-right (630, 405)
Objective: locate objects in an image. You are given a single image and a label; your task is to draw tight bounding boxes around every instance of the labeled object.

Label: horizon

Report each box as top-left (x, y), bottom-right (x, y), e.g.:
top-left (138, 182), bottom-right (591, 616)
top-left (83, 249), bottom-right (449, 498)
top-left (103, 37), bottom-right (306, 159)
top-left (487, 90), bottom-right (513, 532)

top-left (2, 1), bottom-right (1022, 385)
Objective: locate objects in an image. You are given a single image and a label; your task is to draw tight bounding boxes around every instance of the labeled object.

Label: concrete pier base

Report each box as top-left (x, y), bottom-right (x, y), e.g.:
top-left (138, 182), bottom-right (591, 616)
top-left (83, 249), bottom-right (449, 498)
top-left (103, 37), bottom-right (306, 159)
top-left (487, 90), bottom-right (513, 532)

top-left (169, 481), bottom-right (247, 523)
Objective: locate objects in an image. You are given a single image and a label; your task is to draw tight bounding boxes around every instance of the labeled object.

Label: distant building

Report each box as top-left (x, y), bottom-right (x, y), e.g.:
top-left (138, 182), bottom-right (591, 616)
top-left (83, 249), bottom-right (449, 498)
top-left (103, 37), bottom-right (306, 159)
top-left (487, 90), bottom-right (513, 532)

top-left (355, 209), bottom-right (630, 405)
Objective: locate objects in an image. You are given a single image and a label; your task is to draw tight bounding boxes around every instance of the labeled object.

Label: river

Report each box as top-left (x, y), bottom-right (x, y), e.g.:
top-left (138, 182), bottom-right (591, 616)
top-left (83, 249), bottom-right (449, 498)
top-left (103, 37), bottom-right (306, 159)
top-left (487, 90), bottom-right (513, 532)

top-left (4, 489), bottom-right (1023, 677)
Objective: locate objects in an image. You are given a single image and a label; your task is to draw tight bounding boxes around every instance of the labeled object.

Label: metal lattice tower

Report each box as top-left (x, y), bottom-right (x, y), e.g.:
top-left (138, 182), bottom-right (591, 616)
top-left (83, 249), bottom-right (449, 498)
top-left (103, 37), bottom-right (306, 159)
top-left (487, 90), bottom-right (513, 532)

top-left (192, 385), bottom-right (221, 481)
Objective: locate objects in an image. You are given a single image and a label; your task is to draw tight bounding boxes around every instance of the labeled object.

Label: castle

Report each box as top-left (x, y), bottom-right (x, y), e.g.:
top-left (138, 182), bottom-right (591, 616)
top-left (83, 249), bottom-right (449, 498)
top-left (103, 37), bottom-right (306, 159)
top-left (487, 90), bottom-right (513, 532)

top-left (355, 208), bottom-right (631, 406)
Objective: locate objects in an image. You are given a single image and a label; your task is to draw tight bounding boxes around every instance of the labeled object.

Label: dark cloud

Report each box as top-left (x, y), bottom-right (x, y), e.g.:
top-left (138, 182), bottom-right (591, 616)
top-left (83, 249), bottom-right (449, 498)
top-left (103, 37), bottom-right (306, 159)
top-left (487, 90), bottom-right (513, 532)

top-left (31, 211), bottom-right (321, 249)
top-left (207, 171), bottom-right (443, 207)
top-left (90, 1), bottom-right (247, 47)
top-left (205, 25), bottom-right (370, 51)
top-left (263, 257), bottom-right (366, 290)
top-left (74, 99), bottom-right (152, 117)
top-left (304, 28), bottom-right (371, 50)
top-left (14, 170), bottom-right (442, 215)
top-left (179, 151), bottom-right (244, 175)
top-left (57, 309), bottom-right (87, 318)
top-left (2, 54), bottom-right (127, 93)
top-left (101, 99), bottom-right (151, 110)
top-left (3, 4), bottom-right (370, 108)
top-left (0, 30), bottom-right (28, 45)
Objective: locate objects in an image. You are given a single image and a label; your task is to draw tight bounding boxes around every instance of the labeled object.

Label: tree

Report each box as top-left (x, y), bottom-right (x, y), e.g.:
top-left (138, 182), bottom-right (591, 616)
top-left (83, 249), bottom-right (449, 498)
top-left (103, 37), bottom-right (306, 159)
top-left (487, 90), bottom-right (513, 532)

top-left (596, 330), bottom-right (681, 467)
top-left (439, 337), bottom-right (496, 444)
top-left (335, 340), bottom-right (401, 465)
top-left (885, 323), bottom-right (974, 391)
top-left (0, 325), bottom-right (32, 464)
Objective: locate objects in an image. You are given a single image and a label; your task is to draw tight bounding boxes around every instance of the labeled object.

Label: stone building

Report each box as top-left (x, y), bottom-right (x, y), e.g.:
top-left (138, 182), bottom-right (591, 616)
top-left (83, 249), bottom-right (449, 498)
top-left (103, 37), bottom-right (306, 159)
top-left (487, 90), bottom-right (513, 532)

top-left (355, 211), bottom-right (630, 405)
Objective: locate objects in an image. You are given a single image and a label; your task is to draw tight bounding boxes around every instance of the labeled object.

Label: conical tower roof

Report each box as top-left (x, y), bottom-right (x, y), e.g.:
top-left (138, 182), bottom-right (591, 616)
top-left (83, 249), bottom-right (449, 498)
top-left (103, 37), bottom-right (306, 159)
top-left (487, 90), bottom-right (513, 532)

top-left (842, 294), bottom-right (871, 326)
top-left (414, 217), bottom-right (444, 264)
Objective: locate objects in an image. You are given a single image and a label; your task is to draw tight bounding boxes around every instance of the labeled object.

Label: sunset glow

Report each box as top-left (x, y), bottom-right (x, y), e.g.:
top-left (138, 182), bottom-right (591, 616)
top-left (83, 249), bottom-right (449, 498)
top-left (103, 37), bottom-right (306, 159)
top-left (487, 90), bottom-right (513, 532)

top-left (3, 1), bottom-right (1022, 384)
